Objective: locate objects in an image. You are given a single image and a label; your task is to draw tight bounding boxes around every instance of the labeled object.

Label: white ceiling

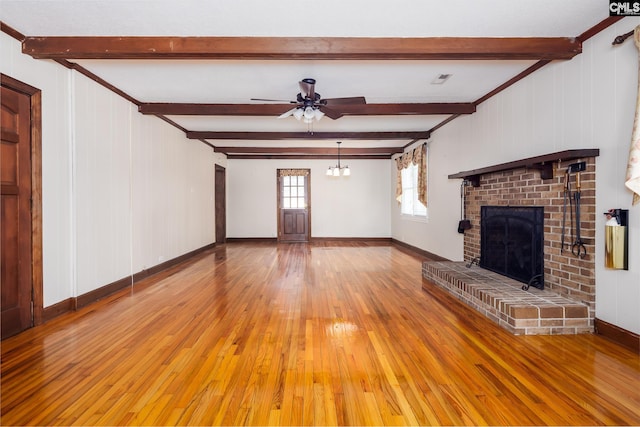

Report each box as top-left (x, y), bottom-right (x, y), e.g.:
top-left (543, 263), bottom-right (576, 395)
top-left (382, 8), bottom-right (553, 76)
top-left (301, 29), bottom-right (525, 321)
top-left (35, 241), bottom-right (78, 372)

top-left (0, 0), bottom-right (611, 155)
top-left (0, 0), bottom-right (606, 37)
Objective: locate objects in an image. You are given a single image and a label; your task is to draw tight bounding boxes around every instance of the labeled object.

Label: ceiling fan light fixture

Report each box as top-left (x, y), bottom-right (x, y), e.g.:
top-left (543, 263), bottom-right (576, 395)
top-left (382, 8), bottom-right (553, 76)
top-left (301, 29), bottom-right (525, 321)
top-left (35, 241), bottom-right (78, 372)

top-left (293, 108), bottom-right (304, 120)
top-left (255, 78), bottom-right (365, 126)
top-left (303, 106), bottom-right (315, 119)
top-left (343, 166), bottom-right (351, 176)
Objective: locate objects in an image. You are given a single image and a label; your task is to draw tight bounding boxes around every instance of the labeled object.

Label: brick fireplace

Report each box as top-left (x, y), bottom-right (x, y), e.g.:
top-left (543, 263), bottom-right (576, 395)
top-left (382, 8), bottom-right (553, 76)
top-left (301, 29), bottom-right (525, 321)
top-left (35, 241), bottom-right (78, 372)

top-left (422, 151), bottom-right (598, 335)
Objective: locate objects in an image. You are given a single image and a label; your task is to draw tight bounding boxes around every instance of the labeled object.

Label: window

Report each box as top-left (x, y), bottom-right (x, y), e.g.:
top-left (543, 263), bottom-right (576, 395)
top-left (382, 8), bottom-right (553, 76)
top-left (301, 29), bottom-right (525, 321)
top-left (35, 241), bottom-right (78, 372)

top-left (282, 175), bottom-right (306, 209)
top-left (401, 163), bottom-right (427, 217)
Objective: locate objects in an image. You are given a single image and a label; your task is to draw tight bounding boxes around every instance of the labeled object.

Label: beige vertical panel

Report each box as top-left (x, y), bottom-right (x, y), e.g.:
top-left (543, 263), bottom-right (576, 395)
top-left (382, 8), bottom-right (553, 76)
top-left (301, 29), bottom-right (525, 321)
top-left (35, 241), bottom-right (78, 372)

top-left (73, 74), bottom-right (133, 295)
top-left (130, 113), bottom-right (215, 274)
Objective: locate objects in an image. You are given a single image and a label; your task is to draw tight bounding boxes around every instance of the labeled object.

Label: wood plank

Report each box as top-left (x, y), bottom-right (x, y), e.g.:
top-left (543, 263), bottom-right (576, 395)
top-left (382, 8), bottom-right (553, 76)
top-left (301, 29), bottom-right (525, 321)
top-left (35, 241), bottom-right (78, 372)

top-left (226, 154), bottom-right (392, 160)
top-left (1, 242), bottom-right (639, 426)
top-left (187, 130), bottom-right (431, 140)
top-left (214, 146), bottom-right (403, 155)
top-left (138, 102), bottom-right (476, 116)
top-left (23, 36), bottom-right (582, 60)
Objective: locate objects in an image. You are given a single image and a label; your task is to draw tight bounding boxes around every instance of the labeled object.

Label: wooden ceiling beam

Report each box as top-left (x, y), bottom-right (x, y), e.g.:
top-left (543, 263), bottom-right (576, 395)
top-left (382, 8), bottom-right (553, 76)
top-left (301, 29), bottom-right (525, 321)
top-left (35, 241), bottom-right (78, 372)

top-left (226, 154), bottom-right (391, 160)
top-left (329, 103), bottom-right (476, 115)
top-left (139, 102), bottom-right (476, 116)
top-left (226, 154), bottom-right (392, 160)
top-left (23, 36), bottom-right (581, 60)
top-left (214, 146), bottom-right (403, 155)
top-left (141, 103), bottom-right (295, 116)
top-left (186, 131), bottom-right (431, 140)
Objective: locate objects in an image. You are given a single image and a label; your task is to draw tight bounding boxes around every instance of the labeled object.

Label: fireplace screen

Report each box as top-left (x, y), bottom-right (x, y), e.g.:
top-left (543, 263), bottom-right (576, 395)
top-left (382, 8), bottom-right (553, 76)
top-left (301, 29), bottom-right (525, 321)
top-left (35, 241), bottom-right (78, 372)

top-left (480, 206), bottom-right (544, 289)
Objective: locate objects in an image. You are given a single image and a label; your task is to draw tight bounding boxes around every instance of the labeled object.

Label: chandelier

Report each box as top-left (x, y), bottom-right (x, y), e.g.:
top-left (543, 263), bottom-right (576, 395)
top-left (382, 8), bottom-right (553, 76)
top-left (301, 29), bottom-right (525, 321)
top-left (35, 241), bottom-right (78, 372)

top-left (326, 141), bottom-right (351, 176)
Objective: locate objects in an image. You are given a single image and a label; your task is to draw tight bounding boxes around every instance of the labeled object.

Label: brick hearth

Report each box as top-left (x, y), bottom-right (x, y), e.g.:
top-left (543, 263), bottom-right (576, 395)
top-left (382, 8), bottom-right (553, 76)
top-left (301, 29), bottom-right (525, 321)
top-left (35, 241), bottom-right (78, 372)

top-left (423, 261), bottom-right (591, 335)
top-left (429, 154), bottom-right (598, 335)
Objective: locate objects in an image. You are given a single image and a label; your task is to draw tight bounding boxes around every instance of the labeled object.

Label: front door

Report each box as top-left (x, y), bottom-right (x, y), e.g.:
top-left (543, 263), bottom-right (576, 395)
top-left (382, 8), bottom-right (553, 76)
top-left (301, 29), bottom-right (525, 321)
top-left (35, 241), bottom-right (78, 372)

top-left (277, 169), bottom-right (310, 242)
top-left (1, 84), bottom-right (33, 338)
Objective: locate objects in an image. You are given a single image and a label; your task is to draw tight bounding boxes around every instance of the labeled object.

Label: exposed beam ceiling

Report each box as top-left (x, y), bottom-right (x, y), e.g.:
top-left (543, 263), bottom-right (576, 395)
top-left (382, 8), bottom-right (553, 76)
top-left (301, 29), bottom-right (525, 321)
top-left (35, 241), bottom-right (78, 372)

top-left (1, 4), bottom-right (616, 160)
top-left (22, 36), bottom-right (582, 60)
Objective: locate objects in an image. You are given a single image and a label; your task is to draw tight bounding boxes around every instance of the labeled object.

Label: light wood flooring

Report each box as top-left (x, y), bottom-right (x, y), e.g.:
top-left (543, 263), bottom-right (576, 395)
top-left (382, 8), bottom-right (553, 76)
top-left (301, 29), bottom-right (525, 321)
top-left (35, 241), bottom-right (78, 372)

top-left (1, 241), bottom-right (639, 425)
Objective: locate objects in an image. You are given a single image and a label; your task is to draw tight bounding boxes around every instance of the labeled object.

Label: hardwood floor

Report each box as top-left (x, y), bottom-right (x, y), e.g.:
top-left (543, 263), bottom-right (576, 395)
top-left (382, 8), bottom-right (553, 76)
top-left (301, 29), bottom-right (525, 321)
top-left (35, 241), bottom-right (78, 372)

top-left (2, 241), bottom-right (639, 426)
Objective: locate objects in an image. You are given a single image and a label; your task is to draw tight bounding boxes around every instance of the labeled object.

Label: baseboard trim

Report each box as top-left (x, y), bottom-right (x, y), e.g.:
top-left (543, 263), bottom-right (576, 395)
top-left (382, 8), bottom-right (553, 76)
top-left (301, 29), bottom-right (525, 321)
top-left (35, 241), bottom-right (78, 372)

top-left (594, 318), bottom-right (640, 352)
top-left (76, 276), bottom-right (132, 309)
top-left (42, 298), bottom-right (76, 323)
top-left (226, 237), bottom-right (277, 243)
top-left (311, 237), bottom-right (392, 243)
top-left (226, 237), bottom-right (393, 244)
top-left (131, 243), bottom-right (216, 283)
top-left (391, 238), bottom-right (450, 261)
top-left (44, 243), bottom-right (216, 322)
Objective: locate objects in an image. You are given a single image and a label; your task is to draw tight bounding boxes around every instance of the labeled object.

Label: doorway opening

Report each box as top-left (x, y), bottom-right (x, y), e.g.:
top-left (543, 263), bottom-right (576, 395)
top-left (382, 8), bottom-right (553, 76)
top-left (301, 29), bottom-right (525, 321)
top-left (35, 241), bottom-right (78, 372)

top-left (215, 165), bottom-right (226, 244)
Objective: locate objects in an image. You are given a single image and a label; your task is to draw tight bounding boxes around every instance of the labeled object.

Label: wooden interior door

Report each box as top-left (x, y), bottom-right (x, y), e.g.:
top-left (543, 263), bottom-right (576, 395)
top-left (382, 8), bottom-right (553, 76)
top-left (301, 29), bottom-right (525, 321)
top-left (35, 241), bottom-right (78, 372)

top-left (1, 85), bottom-right (33, 339)
top-left (215, 165), bottom-right (226, 244)
top-left (277, 170), bottom-right (310, 242)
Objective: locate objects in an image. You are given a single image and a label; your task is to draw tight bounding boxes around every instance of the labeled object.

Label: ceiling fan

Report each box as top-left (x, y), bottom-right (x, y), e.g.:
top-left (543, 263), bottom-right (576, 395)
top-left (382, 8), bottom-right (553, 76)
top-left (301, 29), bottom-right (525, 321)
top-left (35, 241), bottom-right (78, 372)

top-left (251, 78), bottom-right (366, 122)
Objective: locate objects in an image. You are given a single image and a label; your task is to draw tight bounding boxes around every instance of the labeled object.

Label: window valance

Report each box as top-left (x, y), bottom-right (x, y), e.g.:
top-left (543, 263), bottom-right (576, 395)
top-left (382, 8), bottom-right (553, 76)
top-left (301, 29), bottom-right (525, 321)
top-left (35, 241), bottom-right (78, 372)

top-left (278, 169), bottom-right (310, 177)
top-left (395, 144), bottom-right (427, 206)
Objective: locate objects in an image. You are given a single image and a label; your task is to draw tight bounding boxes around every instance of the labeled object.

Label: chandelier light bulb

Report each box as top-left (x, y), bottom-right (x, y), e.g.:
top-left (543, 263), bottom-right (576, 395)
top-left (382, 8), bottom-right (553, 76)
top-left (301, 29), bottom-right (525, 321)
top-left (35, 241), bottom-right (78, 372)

top-left (303, 106), bottom-right (315, 120)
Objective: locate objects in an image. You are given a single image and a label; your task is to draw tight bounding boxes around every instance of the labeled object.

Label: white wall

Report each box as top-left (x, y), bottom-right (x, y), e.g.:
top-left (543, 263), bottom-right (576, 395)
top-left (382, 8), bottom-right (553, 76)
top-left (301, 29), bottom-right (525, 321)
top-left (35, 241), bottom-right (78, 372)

top-left (130, 114), bottom-right (214, 276)
top-left (227, 159), bottom-right (391, 238)
top-left (1, 32), bottom-right (216, 306)
top-left (390, 140), bottom-right (464, 261)
top-left (392, 18), bottom-right (640, 334)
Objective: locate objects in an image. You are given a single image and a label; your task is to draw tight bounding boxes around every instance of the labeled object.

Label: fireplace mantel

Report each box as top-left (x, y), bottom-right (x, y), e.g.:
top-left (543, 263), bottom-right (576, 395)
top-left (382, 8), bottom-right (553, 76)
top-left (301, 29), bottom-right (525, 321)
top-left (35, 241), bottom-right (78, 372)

top-left (448, 149), bottom-right (599, 186)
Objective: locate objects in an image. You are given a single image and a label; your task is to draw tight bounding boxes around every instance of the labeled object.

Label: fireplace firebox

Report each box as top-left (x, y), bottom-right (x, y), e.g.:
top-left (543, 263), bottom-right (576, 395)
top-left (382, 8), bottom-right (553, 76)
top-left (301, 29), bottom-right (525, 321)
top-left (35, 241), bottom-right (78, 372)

top-left (480, 206), bottom-right (544, 290)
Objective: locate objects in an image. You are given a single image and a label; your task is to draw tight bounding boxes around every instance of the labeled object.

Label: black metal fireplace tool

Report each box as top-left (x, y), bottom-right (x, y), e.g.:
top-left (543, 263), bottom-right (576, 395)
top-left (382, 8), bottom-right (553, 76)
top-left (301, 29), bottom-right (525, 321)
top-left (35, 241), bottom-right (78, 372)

top-left (457, 180), bottom-right (471, 233)
top-left (561, 161), bottom-right (587, 258)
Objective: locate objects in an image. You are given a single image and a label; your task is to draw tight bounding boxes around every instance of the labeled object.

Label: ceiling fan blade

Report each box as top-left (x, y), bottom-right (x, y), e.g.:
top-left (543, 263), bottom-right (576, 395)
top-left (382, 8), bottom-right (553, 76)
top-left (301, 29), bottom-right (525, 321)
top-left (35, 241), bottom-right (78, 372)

top-left (319, 105), bottom-right (343, 120)
top-left (251, 98), bottom-right (296, 103)
top-left (299, 78), bottom-right (316, 99)
top-left (278, 107), bottom-right (299, 119)
top-left (323, 96), bottom-right (367, 105)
